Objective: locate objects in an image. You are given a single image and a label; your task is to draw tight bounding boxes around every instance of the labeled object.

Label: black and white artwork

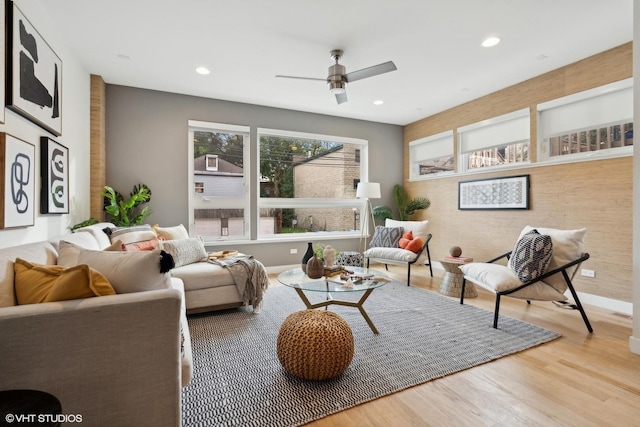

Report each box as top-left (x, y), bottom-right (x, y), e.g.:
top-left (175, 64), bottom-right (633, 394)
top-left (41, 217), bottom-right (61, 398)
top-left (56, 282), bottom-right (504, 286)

top-left (458, 175), bottom-right (530, 210)
top-left (40, 137), bottom-right (69, 214)
top-left (0, 133), bottom-right (35, 228)
top-left (7, 2), bottom-right (62, 136)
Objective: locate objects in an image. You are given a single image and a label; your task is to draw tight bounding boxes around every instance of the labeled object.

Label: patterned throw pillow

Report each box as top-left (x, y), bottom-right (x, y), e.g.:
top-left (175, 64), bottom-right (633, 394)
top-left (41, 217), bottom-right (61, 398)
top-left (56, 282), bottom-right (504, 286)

top-left (369, 226), bottom-right (403, 248)
top-left (510, 229), bottom-right (553, 282)
top-left (160, 238), bottom-right (208, 267)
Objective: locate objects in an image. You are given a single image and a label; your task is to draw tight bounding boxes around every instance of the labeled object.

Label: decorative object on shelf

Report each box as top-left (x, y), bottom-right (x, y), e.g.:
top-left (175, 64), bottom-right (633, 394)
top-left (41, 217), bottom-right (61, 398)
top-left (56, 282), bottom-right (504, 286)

top-left (7, 2), bottom-right (63, 136)
top-left (372, 184), bottom-right (431, 222)
top-left (356, 182), bottom-right (381, 251)
top-left (301, 242), bottom-right (314, 273)
top-left (323, 245), bottom-right (336, 267)
top-left (306, 254), bottom-right (325, 279)
top-left (40, 137), bottom-right (68, 214)
top-left (0, 133), bottom-right (35, 229)
top-left (449, 246), bottom-right (462, 257)
top-left (458, 174), bottom-right (530, 210)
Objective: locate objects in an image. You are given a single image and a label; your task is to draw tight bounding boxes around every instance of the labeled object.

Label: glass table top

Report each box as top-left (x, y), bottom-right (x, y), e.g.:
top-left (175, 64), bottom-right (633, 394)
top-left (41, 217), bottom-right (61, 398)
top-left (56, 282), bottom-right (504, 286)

top-left (277, 266), bottom-right (391, 292)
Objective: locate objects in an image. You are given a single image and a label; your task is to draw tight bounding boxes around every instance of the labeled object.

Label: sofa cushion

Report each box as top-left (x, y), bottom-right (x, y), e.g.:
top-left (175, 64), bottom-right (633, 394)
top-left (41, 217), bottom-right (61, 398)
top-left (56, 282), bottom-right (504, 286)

top-left (0, 242), bottom-right (58, 307)
top-left (74, 222), bottom-right (116, 249)
top-left (160, 238), bottom-right (208, 267)
top-left (58, 243), bottom-right (172, 294)
top-left (510, 229), bottom-right (553, 282)
top-left (14, 258), bottom-right (115, 304)
top-left (49, 231), bottom-right (101, 252)
top-left (154, 224), bottom-right (189, 241)
top-left (171, 262), bottom-right (235, 292)
top-left (105, 225), bottom-right (157, 250)
top-left (369, 226), bottom-right (403, 248)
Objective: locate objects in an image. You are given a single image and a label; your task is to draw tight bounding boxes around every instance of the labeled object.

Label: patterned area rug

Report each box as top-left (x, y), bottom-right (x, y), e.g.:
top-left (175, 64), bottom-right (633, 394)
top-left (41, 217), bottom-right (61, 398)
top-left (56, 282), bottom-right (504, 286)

top-left (182, 282), bottom-right (560, 427)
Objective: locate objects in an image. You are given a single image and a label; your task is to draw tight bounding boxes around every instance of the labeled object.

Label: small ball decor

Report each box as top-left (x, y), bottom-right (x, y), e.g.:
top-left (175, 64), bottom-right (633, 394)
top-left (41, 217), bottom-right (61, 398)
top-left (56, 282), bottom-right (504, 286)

top-left (449, 246), bottom-right (462, 257)
top-left (277, 310), bottom-right (354, 380)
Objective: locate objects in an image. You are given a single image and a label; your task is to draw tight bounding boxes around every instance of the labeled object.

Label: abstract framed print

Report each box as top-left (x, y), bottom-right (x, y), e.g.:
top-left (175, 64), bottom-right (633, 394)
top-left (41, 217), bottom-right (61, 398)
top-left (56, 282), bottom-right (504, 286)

top-left (458, 174), bottom-right (530, 210)
top-left (6, 2), bottom-right (62, 135)
top-left (40, 137), bottom-right (69, 214)
top-left (0, 133), bottom-right (36, 228)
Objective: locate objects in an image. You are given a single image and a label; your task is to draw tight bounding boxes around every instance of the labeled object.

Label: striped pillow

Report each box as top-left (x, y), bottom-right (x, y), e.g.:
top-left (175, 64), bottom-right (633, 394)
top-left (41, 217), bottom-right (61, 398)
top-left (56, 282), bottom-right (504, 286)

top-left (104, 225), bottom-right (156, 250)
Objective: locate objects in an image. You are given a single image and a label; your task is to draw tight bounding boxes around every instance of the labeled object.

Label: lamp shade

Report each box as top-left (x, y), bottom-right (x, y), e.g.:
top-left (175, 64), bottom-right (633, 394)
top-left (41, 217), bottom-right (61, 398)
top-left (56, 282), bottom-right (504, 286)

top-left (356, 182), bottom-right (381, 199)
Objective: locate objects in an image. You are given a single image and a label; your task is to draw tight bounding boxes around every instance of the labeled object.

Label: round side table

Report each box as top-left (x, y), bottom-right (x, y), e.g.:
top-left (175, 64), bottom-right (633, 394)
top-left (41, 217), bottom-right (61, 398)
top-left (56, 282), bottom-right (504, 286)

top-left (439, 258), bottom-right (477, 298)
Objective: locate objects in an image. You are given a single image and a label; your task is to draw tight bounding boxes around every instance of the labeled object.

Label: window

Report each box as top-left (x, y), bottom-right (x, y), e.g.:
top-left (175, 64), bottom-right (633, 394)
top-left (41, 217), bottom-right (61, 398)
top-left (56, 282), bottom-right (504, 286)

top-left (258, 128), bottom-right (368, 238)
top-left (458, 108), bottom-right (530, 172)
top-left (188, 121), bottom-right (249, 241)
top-left (409, 130), bottom-right (454, 179)
top-left (538, 78), bottom-right (633, 161)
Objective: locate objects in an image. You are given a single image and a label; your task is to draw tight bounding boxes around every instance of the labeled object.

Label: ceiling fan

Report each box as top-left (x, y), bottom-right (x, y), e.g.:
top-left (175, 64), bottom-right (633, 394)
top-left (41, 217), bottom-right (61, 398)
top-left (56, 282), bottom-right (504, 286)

top-left (276, 49), bottom-right (397, 105)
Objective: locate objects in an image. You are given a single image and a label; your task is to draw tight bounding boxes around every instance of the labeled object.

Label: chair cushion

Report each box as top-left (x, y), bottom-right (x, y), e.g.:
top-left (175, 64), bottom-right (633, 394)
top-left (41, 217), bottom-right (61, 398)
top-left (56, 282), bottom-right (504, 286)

top-left (509, 226), bottom-right (586, 293)
top-left (460, 263), bottom-right (567, 301)
top-left (510, 229), bottom-right (553, 282)
top-left (364, 247), bottom-right (419, 263)
top-left (369, 226), bottom-right (403, 248)
top-left (385, 219), bottom-right (429, 241)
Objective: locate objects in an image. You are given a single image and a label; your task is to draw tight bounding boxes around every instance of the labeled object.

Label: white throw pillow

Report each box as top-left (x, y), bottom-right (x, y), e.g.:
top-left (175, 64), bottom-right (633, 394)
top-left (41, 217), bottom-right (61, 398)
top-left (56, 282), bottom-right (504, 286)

top-left (153, 224), bottom-right (189, 241)
top-left (385, 219), bottom-right (429, 241)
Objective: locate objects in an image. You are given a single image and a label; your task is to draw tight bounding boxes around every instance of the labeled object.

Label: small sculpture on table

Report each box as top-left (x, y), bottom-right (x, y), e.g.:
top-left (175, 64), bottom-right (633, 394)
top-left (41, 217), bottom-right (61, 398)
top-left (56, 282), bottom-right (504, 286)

top-left (323, 245), bottom-right (336, 267)
top-left (449, 246), bottom-right (462, 257)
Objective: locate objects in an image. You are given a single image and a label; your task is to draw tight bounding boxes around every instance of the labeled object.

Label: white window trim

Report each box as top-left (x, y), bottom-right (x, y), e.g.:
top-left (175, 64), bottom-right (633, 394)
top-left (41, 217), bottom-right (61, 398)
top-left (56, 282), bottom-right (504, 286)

top-left (257, 127), bottom-right (369, 240)
top-left (187, 120), bottom-right (251, 240)
top-left (408, 130), bottom-right (454, 180)
top-left (537, 78), bottom-right (633, 163)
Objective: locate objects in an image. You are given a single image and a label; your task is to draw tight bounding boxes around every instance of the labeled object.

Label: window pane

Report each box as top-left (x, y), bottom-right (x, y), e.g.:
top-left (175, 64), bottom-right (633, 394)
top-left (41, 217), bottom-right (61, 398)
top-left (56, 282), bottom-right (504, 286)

top-left (467, 142), bottom-right (529, 169)
top-left (260, 135), bottom-right (360, 199)
top-left (194, 208), bottom-right (245, 238)
top-left (548, 122), bottom-right (633, 157)
top-left (193, 131), bottom-right (244, 198)
top-left (417, 155), bottom-right (454, 175)
top-left (259, 207), bottom-right (361, 235)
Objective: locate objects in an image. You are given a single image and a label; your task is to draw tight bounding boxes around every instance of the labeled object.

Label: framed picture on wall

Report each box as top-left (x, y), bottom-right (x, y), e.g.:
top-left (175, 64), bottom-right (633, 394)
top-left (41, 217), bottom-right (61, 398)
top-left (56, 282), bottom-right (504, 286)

top-left (458, 174), bottom-right (530, 210)
top-left (40, 137), bottom-right (69, 214)
top-left (6, 2), bottom-right (62, 136)
top-left (0, 133), bottom-right (36, 228)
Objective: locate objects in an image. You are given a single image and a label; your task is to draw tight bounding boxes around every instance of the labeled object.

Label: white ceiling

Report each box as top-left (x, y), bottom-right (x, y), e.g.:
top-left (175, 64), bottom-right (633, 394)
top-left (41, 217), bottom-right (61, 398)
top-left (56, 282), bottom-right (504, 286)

top-left (35, 0), bottom-right (633, 126)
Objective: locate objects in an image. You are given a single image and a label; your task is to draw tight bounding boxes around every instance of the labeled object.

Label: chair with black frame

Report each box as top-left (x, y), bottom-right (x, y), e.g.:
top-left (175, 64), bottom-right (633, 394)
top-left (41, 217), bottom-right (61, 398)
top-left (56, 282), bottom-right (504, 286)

top-left (458, 226), bottom-right (593, 333)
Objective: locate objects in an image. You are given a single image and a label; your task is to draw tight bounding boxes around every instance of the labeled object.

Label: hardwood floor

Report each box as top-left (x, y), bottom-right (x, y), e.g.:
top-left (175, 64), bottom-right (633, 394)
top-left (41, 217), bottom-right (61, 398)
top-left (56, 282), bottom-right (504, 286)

top-left (272, 264), bottom-right (640, 427)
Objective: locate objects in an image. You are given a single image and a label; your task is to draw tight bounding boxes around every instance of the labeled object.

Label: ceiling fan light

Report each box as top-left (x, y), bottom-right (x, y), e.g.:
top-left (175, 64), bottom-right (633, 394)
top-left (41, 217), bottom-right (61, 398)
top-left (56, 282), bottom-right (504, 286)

top-left (328, 81), bottom-right (346, 94)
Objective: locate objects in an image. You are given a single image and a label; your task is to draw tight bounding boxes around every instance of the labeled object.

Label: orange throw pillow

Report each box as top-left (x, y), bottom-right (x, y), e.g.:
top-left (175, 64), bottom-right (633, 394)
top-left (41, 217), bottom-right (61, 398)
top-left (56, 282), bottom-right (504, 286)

top-left (405, 237), bottom-right (424, 253)
top-left (398, 230), bottom-right (413, 249)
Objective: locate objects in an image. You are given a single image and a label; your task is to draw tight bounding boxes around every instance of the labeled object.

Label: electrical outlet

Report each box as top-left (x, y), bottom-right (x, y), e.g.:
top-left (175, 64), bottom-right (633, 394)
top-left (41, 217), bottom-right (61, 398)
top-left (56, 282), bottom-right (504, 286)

top-left (290, 248), bottom-right (298, 254)
top-left (581, 269), bottom-right (595, 278)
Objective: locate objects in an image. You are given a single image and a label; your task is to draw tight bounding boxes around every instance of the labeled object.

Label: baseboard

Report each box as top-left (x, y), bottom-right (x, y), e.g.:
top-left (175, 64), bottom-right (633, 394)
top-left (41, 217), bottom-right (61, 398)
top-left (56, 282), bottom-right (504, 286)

top-left (629, 336), bottom-right (640, 355)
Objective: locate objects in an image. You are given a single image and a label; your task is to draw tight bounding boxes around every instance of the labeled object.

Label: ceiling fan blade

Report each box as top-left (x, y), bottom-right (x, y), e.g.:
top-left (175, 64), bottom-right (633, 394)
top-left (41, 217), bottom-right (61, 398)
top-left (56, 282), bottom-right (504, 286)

top-left (275, 75), bottom-right (326, 82)
top-left (335, 92), bottom-right (348, 104)
top-left (344, 61), bottom-right (397, 83)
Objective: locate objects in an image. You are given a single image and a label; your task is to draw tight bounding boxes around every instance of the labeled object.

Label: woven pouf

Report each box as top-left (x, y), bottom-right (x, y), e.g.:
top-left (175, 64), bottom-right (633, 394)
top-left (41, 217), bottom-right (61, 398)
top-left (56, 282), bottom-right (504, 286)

top-left (277, 310), bottom-right (354, 380)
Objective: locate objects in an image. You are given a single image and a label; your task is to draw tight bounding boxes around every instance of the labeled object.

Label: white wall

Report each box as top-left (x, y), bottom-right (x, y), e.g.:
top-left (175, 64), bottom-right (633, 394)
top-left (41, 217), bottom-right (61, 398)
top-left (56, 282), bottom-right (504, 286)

top-left (630, 0), bottom-right (639, 355)
top-left (0, 0), bottom-right (91, 249)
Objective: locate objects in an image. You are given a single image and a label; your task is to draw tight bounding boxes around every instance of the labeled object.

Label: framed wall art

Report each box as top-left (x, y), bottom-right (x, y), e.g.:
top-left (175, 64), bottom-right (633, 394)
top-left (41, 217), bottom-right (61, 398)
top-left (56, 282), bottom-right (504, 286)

top-left (40, 137), bottom-right (69, 214)
top-left (458, 174), bottom-right (530, 210)
top-left (7, 1), bottom-right (62, 136)
top-left (0, 133), bottom-right (35, 228)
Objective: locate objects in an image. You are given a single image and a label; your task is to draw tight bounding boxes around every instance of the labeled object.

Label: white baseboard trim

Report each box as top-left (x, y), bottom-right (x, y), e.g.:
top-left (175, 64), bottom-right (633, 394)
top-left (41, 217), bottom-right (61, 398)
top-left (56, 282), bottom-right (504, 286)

top-left (629, 336), bottom-right (640, 355)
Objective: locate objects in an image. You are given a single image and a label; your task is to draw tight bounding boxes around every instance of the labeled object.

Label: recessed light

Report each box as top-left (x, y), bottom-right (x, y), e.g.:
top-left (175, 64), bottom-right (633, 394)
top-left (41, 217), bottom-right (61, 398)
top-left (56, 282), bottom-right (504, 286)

top-left (481, 36), bottom-right (501, 48)
top-left (373, 100), bottom-right (384, 105)
top-left (196, 67), bottom-right (210, 75)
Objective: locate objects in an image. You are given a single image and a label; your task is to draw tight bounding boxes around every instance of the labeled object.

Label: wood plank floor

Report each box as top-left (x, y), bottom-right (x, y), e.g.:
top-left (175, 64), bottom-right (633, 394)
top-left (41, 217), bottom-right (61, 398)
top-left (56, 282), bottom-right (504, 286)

top-left (270, 263), bottom-right (640, 427)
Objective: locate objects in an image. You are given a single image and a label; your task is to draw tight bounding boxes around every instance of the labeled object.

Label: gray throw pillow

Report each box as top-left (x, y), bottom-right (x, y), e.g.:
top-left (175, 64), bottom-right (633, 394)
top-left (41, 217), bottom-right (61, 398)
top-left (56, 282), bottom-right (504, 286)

top-left (161, 238), bottom-right (208, 267)
top-left (369, 226), bottom-right (403, 248)
top-left (510, 229), bottom-right (553, 282)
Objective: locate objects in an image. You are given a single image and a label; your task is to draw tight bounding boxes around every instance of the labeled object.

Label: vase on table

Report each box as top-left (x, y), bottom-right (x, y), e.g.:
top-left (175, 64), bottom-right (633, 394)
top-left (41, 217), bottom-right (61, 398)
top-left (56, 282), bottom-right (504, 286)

top-left (306, 254), bottom-right (325, 279)
top-left (301, 242), bottom-right (314, 273)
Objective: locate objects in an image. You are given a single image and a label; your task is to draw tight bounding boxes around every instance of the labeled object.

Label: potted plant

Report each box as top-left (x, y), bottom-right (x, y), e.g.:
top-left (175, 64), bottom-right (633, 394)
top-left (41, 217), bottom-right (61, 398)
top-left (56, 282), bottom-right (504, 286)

top-left (372, 184), bottom-right (430, 222)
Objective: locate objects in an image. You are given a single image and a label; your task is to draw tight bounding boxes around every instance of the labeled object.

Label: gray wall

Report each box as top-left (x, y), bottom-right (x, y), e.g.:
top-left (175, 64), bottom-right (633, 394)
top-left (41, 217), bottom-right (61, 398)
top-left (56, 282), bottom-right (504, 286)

top-left (105, 85), bottom-right (403, 266)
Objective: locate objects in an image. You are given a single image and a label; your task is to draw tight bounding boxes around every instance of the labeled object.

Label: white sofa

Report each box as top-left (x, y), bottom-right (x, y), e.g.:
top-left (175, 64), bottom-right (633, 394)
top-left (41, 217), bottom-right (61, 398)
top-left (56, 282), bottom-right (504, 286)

top-left (0, 225), bottom-right (192, 426)
top-left (81, 223), bottom-right (257, 314)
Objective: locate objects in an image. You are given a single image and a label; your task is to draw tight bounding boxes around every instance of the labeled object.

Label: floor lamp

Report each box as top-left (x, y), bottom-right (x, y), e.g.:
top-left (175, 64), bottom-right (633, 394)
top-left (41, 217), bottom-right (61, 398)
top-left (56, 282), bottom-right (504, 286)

top-left (356, 182), bottom-right (381, 252)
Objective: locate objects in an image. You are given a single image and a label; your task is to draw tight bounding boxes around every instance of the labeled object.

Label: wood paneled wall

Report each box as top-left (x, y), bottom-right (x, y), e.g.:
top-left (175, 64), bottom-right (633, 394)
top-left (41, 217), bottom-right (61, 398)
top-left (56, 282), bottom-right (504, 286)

top-left (403, 43), bottom-right (633, 302)
top-left (90, 75), bottom-right (106, 221)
